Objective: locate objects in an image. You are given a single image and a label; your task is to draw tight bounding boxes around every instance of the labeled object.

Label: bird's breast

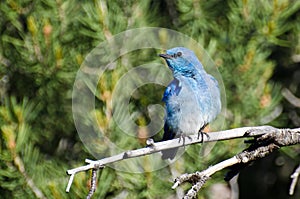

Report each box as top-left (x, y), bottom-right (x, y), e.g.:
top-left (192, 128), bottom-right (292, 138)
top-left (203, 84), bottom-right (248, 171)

top-left (165, 84), bottom-right (205, 135)
top-left (164, 75), bottom-right (221, 135)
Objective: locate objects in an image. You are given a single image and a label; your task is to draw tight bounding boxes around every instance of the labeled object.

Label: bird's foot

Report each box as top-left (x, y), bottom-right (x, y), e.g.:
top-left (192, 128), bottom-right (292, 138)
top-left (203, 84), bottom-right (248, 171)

top-left (197, 131), bottom-right (210, 142)
top-left (178, 133), bottom-right (193, 146)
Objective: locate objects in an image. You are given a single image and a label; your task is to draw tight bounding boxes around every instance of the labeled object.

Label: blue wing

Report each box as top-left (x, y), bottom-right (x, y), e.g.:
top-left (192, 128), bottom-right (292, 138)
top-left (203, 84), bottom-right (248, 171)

top-left (161, 78), bottom-right (182, 159)
top-left (162, 78), bottom-right (181, 102)
top-left (161, 78), bottom-right (182, 141)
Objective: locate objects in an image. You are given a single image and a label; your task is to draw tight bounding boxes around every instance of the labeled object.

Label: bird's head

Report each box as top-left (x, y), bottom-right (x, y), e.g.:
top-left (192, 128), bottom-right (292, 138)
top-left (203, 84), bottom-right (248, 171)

top-left (159, 47), bottom-right (203, 77)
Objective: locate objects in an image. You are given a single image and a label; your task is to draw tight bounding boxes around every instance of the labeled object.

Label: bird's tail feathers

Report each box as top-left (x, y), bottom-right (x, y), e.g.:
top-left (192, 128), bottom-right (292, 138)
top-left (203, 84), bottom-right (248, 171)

top-left (161, 147), bottom-right (178, 160)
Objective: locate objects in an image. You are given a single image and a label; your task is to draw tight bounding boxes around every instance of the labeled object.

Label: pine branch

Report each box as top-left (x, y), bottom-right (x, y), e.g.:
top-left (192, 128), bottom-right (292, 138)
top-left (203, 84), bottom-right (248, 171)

top-left (65, 126), bottom-right (300, 198)
top-left (14, 155), bottom-right (46, 199)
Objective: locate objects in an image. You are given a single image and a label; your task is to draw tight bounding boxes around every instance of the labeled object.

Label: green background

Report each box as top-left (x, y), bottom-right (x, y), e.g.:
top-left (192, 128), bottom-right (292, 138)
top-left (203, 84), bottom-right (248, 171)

top-left (0, 0), bottom-right (300, 198)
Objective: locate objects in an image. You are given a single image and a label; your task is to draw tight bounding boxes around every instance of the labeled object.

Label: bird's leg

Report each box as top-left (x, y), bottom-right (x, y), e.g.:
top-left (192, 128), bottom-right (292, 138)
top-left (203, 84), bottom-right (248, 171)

top-left (197, 125), bottom-right (210, 142)
top-left (178, 133), bottom-right (193, 146)
top-left (178, 133), bottom-right (185, 145)
top-left (197, 131), bottom-right (210, 142)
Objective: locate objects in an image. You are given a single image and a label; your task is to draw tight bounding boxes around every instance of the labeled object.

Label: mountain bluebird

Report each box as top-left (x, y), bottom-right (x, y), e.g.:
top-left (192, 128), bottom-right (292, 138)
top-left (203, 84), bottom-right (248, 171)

top-left (159, 47), bottom-right (221, 159)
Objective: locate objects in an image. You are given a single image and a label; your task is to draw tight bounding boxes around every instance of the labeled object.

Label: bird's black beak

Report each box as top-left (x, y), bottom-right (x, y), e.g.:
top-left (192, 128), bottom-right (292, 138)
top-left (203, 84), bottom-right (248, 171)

top-left (159, 54), bottom-right (172, 59)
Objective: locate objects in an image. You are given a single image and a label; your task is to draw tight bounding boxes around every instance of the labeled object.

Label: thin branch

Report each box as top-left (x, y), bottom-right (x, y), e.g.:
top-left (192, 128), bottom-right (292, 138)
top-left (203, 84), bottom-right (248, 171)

top-left (14, 155), bottom-right (46, 199)
top-left (66, 126), bottom-right (300, 198)
top-left (86, 168), bottom-right (98, 199)
top-left (173, 128), bottom-right (300, 198)
top-left (290, 164), bottom-right (300, 195)
top-left (66, 126), bottom-right (276, 184)
top-left (282, 88), bottom-right (300, 108)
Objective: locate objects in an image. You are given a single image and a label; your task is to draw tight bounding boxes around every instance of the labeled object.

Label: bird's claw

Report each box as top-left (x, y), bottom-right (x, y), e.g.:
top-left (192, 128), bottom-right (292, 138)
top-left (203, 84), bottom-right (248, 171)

top-left (197, 131), bottom-right (210, 142)
top-left (178, 134), bottom-right (193, 146)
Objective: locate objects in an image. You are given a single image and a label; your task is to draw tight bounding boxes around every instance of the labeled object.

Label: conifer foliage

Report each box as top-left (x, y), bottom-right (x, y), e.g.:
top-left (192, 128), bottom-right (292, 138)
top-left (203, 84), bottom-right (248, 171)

top-left (0, 1), bottom-right (299, 198)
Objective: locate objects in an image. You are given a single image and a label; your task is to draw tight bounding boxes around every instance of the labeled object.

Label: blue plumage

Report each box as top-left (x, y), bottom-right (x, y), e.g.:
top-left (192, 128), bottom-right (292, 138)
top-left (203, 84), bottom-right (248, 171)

top-left (159, 47), bottom-right (221, 159)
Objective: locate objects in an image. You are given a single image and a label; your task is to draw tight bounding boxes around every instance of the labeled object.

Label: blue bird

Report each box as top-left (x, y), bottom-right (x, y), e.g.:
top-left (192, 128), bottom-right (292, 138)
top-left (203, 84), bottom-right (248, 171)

top-left (159, 47), bottom-right (221, 160)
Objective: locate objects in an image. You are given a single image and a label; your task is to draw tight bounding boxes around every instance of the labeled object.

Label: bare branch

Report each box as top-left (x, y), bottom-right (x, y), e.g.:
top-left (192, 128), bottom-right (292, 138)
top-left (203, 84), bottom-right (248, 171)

top-left (65, 126), bottom-right (300, 198)
top-left (172, 157), bottom-right (239, 190)
top-left (282, 88), bottom-right (300, 108)
top-left (86, 169), bottom-right (98, 199)
top-left (173, 128), bottom-right (300, 198)
top-left (66, 126), bottom-right (274, 192)
top-left (290, 164), bottom-right (300, 195)
top-left (14, 155), bottom-right (46, 199)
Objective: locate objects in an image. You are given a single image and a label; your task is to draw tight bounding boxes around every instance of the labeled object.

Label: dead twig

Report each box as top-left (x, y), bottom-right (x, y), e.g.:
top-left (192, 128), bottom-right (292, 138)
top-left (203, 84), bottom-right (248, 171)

top-left (290, 164), bottom-right (300, 195)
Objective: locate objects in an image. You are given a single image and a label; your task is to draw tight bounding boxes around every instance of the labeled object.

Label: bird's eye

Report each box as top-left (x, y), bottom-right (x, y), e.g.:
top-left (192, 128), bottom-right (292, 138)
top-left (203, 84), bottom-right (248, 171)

top-left (177, 52), bottom-right (182, 57)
